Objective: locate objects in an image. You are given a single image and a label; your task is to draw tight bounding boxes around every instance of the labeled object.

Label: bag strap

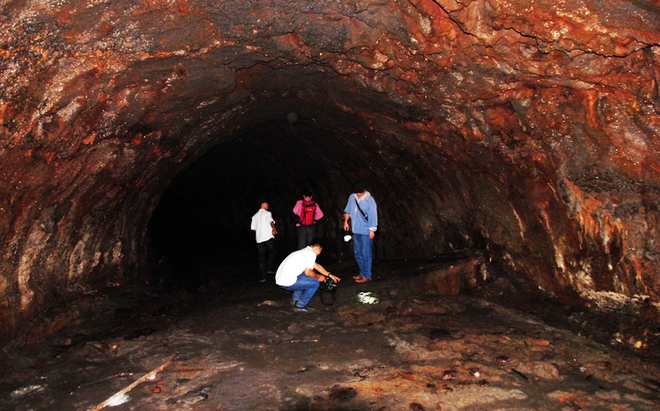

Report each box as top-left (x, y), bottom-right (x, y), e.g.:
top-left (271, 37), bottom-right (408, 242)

top-left (354, 198), bottom-right (368, 222)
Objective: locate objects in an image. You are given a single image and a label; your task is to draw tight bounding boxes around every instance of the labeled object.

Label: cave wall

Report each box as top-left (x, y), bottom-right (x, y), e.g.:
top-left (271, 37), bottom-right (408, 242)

top-left (1, 0), bottom-right (660, 337)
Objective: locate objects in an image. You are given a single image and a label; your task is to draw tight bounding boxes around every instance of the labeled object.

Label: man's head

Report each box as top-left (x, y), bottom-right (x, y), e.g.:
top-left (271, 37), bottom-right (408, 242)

top-left (309, 238), bottom-right (323, 255)
top-left (302, 189), bottom-right (313, 199)
top-left (260, 200), bottom-right (269, 210)
top-left (352, 180), bottom-right (367, 195)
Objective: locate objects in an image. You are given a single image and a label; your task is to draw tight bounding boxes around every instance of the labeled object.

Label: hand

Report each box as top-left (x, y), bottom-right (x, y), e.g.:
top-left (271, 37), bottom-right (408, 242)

top-left (330, 274), bottom-right (341, 282)
top-left (272, 229), bottom-right (278, 235)
top-left (369, 231), bottom-right (375, 239)
top-left (343, 222), bottom-right (350, 231)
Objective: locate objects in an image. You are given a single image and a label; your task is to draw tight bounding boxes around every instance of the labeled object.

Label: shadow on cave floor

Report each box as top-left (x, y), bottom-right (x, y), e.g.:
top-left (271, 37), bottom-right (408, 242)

top-left (2, 253), bottom-right (660, 410)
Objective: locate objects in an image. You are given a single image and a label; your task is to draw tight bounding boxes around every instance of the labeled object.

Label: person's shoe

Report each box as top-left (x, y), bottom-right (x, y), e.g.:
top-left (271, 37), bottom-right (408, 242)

top-left (355, 276), bottom-right (372, 283)
top-left (267, 270), bottom-right (276, 275)
top-left (259, 278), bottom-right (267, 283)
top-left (290, 299), bottom-right (299, 306)
top-left (353, 274), bottom-right (362, 280)
top-left (293, 306), bottom-right (316, 313)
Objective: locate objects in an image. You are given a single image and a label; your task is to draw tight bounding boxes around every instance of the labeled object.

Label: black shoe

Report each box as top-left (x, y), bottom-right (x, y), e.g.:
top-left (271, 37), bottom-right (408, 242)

top-left (290, 299), bottom-right (299, 306)
top-left (293, 306), bottom-right (316, 313)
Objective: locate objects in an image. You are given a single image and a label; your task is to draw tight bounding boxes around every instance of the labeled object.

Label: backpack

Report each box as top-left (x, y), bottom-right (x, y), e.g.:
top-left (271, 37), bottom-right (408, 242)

top-left (299, 199), bottom-right (317, 226)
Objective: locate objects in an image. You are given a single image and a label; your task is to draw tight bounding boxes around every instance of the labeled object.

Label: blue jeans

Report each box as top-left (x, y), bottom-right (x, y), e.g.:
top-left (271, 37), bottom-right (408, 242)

top-left (256, 239), bottom-right (276, 280)
top-left (280, 274), bottom-right (320, 307)
top-left (353, 234), bottom-right (373, 279)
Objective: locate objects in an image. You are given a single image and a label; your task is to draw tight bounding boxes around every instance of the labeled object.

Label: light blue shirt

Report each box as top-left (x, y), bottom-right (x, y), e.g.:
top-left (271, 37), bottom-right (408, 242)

top-left (344, 191), bottom-right (378, 235)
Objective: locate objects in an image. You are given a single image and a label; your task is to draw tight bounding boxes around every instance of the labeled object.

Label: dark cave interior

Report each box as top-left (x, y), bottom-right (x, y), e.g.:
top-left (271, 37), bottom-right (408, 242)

top-left (145, 91), bottom-right (487, 293)
top-left (3, 1), bottom-right (660, 408)
top-left (147, 114), bottom-right (452, 291)
top-left (2, 0), bottom-right (660, 372)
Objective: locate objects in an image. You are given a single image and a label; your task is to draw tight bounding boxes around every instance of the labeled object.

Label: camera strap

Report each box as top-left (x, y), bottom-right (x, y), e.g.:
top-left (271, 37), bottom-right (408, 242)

top-left (319, 276), bottom-right (336, 305)
top-left (354, 198), bottom-right (368, 222)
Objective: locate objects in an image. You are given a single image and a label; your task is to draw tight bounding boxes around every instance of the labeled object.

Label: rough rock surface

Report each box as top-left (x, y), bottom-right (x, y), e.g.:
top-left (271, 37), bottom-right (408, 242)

top-left (3, 261), bottom-right (660, 410)
top-left (1, 0), bottom-right (660, 345)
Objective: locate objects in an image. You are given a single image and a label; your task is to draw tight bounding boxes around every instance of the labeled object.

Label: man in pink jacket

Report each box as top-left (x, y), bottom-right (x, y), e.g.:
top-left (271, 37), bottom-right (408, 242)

top-left (292, 190), bottom-right (324, 249)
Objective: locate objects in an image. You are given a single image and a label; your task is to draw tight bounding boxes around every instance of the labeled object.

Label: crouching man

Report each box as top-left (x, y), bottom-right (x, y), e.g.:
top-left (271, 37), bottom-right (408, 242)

top-left (275, 239), bottom-right (341, 313)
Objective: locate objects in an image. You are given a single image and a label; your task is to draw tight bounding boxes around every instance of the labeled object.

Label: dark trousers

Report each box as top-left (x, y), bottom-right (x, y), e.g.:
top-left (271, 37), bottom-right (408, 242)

top-left (297, 225), bottom-right (317, 249)
top-left (256, 239), bottom-right (276, 280)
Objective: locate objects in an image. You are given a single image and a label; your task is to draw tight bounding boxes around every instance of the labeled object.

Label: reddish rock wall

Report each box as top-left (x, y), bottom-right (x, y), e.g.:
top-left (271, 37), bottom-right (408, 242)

top-left (1, 0), bottom-right (659, 336)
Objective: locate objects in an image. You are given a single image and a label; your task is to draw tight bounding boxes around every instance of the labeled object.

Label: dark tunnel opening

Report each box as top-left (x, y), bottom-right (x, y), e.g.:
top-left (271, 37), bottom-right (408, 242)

top-left (149, 120), bottom-right (351, 291)
top-left (147, 120), bottom-right (347, 291)
top-left (146, 106), bottom-right (483, 292)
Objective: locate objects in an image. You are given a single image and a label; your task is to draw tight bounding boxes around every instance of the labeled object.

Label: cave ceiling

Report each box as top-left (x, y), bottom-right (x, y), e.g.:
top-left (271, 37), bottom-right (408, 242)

top-left (1, 0), bottom-right (660, 336)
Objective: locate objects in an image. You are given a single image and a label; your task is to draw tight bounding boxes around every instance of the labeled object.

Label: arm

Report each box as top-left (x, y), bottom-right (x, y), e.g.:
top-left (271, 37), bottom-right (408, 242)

top-left (304, 264), bottom-right (341, 283)
top-left (368, 198), bottom-right (378, 239)
top-left (314, 262), bottom-right (341, 282)
top-left (343, 195), bottom-right (352, 231)
top-left (270, 220), bottom-right (277, 236)
top-left (292, 200), bottom-right (302, 216)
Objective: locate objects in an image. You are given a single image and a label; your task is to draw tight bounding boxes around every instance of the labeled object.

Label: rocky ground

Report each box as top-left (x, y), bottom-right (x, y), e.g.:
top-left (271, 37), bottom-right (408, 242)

top-left (1, 257), bottom-right (660, 411)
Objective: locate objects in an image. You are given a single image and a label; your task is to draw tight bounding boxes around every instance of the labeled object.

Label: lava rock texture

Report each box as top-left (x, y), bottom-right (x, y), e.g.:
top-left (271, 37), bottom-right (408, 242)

top-left (1, 0), bottom-right (660, 338)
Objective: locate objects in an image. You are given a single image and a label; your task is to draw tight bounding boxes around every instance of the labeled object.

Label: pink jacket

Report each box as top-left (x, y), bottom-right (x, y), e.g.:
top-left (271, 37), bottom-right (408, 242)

top-left (292, 198), bottom-right (324, 225)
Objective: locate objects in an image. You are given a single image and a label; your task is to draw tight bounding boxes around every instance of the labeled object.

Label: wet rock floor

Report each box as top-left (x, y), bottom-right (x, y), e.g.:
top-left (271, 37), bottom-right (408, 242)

top-left (2, 259), bottom-right (660, 410)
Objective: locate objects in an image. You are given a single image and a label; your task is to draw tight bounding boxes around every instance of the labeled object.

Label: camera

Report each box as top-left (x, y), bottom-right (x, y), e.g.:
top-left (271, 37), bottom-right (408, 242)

top-left (321, 276), bottom-right (337, 292)
top-left (319, 275), bottom-right (337, 305)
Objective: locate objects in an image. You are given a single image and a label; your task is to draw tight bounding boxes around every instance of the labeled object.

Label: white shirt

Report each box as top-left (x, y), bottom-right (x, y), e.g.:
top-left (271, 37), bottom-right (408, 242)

top-left (275, 246), bottom-right (316, 287)
top-left (250, 208), bottom-right (274, 243)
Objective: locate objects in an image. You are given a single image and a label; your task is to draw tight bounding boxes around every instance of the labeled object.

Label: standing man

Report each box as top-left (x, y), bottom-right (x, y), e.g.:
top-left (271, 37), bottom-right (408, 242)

top-left (343, 180), bottom-right (378, 283)
top-left (251, 200), bottom-right (277, 283)
top-left (292, 190), bottom-right (324, 249)
top-left (275, 239), bottom-right (341, 313)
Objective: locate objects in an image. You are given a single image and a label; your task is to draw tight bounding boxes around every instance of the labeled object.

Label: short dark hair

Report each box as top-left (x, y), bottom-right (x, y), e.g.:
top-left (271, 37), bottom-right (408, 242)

top-left (308, 238), bottom-right (323, 248)
top-left (352, 180), bottom-right (367, 194)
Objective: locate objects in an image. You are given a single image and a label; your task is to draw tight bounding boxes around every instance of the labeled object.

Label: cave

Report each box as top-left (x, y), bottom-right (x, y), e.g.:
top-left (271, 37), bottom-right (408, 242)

top-left (2, 0), bottom-right (660, 409)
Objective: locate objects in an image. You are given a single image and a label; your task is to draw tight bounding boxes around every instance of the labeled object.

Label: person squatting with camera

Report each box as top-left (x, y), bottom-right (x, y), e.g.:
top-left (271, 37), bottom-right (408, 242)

top-left (275, 239), bottom-right (341, 313)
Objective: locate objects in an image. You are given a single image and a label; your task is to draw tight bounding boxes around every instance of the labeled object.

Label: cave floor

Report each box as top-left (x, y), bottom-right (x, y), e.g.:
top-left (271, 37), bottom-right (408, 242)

top-left (2, 259), bottom-right (660, 411)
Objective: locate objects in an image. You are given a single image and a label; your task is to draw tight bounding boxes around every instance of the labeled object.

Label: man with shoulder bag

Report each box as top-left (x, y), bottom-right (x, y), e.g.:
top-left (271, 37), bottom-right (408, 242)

top-left (343, 181), bottom-right (378, 283)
